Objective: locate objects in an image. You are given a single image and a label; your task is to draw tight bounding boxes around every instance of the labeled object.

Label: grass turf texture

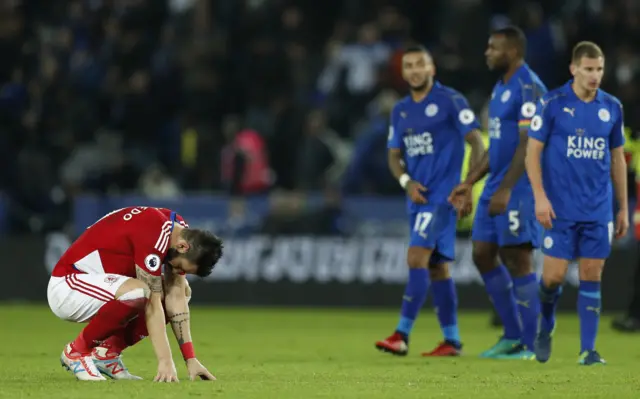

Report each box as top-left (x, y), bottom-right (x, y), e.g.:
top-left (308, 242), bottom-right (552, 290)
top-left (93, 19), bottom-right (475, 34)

top-left (0, 305), bottom-right (638, 398)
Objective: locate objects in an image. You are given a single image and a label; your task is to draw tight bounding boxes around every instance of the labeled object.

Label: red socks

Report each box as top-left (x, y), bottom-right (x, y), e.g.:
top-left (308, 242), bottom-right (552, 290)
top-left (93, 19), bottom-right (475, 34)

top-left (71, 300), bottom-right (139, 355)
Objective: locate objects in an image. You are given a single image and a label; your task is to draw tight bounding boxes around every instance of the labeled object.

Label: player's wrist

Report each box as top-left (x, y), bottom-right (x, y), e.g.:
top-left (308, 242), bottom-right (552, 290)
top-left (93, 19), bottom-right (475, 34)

top-left (180, 342), bottom-right (196, 361)
top-left (399, 173), bottom-right (411, 189)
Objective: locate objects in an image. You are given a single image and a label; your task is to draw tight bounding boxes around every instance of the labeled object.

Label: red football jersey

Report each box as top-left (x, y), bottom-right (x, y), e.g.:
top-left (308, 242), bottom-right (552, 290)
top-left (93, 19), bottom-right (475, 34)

top-left (52, 207), bottom-right (188, 278)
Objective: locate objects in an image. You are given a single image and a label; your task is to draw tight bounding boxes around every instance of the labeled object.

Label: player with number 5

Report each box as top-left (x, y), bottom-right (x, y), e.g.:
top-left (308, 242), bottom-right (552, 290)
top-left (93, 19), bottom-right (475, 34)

top-left (375, 44), bottom-right (485, 357)
top-left (449, 26), bottom-right (547, 360)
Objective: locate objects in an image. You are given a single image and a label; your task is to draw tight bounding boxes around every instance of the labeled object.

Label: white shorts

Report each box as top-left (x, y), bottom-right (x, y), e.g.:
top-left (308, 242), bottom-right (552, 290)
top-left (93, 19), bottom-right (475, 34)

top-left (47, 273), bottom-right (130, 323)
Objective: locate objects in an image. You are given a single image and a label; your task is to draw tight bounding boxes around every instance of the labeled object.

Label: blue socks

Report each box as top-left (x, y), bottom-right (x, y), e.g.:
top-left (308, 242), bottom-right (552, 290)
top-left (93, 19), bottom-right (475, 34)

top-left (578, 281), bottom-right (601, 353)
top-left (396, 268), bottom-right (429, 340)
top-left (539, 280), bottom-right (561, 333)
top-left (431, 278), bottom-right (461, 344)
top-left (513, 273), bottom-right (540, 351)
top-left (482, 265), bottom-right (521, 340)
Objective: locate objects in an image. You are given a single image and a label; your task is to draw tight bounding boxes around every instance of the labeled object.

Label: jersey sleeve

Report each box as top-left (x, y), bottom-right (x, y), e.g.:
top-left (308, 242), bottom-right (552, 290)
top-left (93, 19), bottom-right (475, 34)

top-left (449, 93), bottom-right (480, 137)
top-left (527, 97), bottom-right (553, 143)
top-left (131, 209), bottom-right (172, 277)
top-left (387, 104), bottom-right (403, 149)
top-left (610, 102), bottom-right (625, 150)
top-left (518, 82), bottom-right (547, 130)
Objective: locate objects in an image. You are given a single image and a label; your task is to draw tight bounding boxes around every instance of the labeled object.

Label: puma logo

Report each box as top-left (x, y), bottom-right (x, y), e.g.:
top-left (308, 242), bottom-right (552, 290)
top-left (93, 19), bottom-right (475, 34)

top-left (563, 107), bottom-right (575, 117)
top-left (586, 306), bottom-right (600, 314)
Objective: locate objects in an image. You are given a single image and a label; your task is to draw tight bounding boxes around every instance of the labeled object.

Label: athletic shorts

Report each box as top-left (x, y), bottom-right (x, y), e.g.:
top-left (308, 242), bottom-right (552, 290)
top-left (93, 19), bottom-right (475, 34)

top-left (542, 219), bottom-right (614, 260)
top-left (408, 203), bottom-right (457, 265)
top-left (47, 273), bottom-right (192, 323)
top-left (472, 192), bottom-right (541, 248)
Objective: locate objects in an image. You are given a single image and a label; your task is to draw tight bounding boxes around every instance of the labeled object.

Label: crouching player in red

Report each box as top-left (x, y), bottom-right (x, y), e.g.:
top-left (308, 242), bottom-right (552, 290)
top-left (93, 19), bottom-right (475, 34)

top-left (48, 207), bottom-right (223, 381)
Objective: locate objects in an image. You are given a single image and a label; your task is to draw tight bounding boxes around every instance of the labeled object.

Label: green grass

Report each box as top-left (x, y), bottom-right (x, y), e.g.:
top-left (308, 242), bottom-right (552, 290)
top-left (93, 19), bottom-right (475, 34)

top-left (1, 305), bottom-right (639, 398)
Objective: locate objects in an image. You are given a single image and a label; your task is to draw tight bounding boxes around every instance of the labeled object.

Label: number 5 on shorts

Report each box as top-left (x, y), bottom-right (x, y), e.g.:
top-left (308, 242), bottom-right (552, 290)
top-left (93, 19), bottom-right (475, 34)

top-left (508, 210), bottom-right (520, 232)
top-left (413, 212), bottom-right (433, 238)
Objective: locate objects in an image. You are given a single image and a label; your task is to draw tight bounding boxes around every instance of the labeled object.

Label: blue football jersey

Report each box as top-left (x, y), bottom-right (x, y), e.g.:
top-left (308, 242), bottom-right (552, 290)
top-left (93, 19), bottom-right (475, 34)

top-left (388, 81), bottom-right (481, 213)
top-left (483, 64), bottom-right (548, 200)
top-left (528, 81), bottom-right (625, 223)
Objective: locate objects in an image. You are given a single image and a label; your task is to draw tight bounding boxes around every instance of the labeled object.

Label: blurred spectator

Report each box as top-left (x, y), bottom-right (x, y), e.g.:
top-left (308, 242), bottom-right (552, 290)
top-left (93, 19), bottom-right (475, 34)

top-left (342, 90), bottom-right (400, 195)
top-left (139, 164), bottom-right (182, 199)
top-left (220, 115), bottom-right (272, 197)
top-left (296, 109), bottom-right (352, 191)
top-left (1, 0), bottom-right (640, 235)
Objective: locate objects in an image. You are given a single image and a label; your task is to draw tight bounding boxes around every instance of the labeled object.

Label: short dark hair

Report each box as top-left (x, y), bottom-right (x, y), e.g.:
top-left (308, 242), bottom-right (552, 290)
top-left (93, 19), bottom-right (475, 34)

top-left (572, 41), bottom-right (604, 63)
top-left (403, 44), bottom-right (430, 56)
top-left (181, 229), bottom-right (224, 277)
top-left (492, 25), bottom-right (527, 57)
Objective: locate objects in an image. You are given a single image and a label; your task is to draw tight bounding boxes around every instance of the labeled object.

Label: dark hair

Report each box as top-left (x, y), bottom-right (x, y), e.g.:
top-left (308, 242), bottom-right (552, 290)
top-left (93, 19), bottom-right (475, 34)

top-left (492, 26), bottom-right (527, 57)
top-left (572, 41), bottom-right (604, 63)
top-left (403, 44), bottom-right (430, 56)
top-left (181, 229), bottom-right (224, 277)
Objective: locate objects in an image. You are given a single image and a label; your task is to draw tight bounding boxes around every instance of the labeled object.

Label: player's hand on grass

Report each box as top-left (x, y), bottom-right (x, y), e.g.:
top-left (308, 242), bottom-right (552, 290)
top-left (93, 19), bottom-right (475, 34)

top-left (186, 358), bottom-right (216, 381)
top-left (488, 187), bottom-right (511, 216)
top-left (615, 209), bottom-right (629, 239)
top-left (534, 195), bottom-right (556, 229)
top-left (154, 360), bottom-right (179, 382)
top-left (406, 181), bottom-right (427, 204)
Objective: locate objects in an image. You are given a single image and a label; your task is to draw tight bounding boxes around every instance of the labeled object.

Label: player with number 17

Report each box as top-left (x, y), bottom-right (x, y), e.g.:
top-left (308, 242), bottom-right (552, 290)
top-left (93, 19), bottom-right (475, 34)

top-left (375, 45), bottom-right (485, 357)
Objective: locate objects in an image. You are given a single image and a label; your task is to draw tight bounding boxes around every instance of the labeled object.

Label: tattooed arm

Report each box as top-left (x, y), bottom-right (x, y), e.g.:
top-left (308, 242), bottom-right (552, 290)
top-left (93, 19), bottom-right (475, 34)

top-left (164, 271), bottom-right (192, 346)
top-left (136, 265), bottom-right (177, 381)
top-left (164, 270), bottom-right (216, 380)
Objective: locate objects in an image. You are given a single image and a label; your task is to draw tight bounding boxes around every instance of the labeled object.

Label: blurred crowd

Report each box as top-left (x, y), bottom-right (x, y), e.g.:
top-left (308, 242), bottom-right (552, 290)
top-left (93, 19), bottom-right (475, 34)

top-left (1, 0), bottom-right (640, 233)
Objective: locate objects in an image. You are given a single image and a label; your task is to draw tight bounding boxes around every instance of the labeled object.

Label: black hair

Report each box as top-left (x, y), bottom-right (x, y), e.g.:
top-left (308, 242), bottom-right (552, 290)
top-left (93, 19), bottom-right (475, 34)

top-left (492, 26), bottom-right (527, 57)
top-left (181, 229), bottom-right (224, 277)
top-left (403, 44), bottom-right (430, 56)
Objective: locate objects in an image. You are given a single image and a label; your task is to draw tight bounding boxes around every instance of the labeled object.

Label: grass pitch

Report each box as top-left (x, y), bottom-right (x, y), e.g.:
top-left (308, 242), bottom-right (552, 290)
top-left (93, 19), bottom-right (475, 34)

top-left (1, 305), bottom-right (639, 398)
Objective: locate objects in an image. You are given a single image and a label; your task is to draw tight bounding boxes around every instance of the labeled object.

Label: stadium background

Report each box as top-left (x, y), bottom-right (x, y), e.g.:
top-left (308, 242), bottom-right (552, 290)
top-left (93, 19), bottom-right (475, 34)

top-left (1, 0), bottom-right (640, 312)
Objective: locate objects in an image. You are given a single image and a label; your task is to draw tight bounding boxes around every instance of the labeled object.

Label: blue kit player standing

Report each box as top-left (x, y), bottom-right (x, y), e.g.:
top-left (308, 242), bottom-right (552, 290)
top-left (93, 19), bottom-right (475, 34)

top-left (375, 45), bottom-right (485, 357)
top-left (449, 26), bottom-right (547, 359)
top-left (525, 41), bottom-right (629, 365)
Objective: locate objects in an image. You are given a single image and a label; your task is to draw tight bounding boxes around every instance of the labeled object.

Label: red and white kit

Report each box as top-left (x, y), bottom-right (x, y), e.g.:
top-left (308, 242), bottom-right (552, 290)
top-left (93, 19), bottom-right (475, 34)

top-left (48, 207), bottom-right (188, 322)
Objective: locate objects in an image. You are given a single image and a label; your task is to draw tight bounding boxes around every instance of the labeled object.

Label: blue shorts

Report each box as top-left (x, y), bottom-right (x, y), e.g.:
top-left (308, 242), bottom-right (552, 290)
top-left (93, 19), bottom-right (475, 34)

top-left (542, 219), bottom-right (613, 260)
top-left (471, 194), bottom-right (541, 248)
top-left (409, 204), bottom-right (457, 265)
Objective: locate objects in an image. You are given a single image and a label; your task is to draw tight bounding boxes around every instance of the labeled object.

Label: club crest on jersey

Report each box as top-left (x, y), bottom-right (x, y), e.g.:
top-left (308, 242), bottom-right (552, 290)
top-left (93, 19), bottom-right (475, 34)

top-left (530, 115), bottom-right (543, 131)
top-left (425, 103), bottom-right (438, 117)
top-left (598, 108), bottom-right (611, 122)
top-left (104, 275), bottom-right (120, 285)
top-left (501, 90), bottom-right (511, 103)
top-left (458, 109), bottom-right (475, 125)
top-left (521, 102), bottom-right (536, 118)
top-left (144, 254), bottom-right (162, 272)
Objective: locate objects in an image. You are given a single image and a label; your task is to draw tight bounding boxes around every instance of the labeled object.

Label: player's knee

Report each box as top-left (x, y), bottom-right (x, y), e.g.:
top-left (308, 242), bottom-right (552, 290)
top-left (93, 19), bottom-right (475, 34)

top-left (184, 279), bottom-right (192, 298)
top-left (541, 267), bottom-right (565, 287)
top-left (502, 258), bottom-right (531, 277)
top-left (472, 248), bottom-right (496, 274)
top-left (499, 246), bottom-right (534, 277)
top-left (429, 263), bottom-right (450, 280)
top-left (184, 279), bottom-right (192, 303)
top-left (406, 247), bottom-right (431, 268)
top-left (115, 279), bottom-right (150, 309)
top-left (578, 259), bottom-right (605, 281)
